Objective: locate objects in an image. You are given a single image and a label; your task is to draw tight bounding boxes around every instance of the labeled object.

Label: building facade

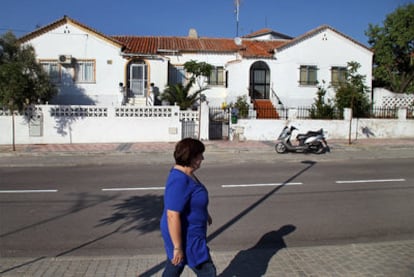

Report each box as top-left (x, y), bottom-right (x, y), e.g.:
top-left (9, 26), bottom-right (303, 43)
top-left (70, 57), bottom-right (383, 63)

top-left (19, 16), bottom-right (373, 110)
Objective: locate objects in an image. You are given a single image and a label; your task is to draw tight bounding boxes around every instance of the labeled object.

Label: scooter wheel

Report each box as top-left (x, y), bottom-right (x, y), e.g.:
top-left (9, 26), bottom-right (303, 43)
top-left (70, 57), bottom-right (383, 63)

top-left (313, 143), bottom-right (326, 154)
top-left (275, 143), bottom-right (287, 153)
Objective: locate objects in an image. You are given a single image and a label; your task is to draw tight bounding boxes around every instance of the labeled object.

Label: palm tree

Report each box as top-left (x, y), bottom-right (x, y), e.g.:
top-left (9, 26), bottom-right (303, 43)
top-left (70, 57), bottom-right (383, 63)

top-left (161, 79), bottom-right (207, 110)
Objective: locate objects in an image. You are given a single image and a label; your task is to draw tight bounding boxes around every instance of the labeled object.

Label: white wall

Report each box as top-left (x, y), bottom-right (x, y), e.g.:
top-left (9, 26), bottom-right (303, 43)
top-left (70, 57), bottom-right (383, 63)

top-left (373, 88), bottom-right (414, 107)
top-left (25, 22), bottom-right (373, 111)
top-left (148, 58), bottom-right (169, 91)
top-left (167, 52), bottom-right (239, 107)
top-left (234, 115), bottom-right (414, 141)
top-left (25, 22), bottom-right (125, 106)
top-left (226, 59), bottom-right (253, 105)
top-left (0, 106), bottom-right (182, 145)
top-left (165, 29), bottom-right (373, 110)
top-left (274, 29), bottom-right (373, 107)
top-left (1, 105), bottom-right (413, 145)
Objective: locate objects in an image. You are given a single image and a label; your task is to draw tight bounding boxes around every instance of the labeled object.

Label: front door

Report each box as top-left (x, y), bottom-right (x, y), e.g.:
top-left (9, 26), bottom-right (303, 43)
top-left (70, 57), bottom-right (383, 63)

top-left (129, 63), bottom-right (146, 97)
top-left (249, 61), bottom-right (270, 99)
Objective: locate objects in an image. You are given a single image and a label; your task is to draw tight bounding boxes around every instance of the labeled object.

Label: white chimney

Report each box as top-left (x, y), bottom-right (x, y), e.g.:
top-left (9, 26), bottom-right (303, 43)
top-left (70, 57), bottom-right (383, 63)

top-left (188, 28), bottom-right (198, 38)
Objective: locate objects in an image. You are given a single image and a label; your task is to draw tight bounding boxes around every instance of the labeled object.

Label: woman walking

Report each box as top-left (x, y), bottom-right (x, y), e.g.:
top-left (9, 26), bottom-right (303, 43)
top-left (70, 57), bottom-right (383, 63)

top-left (160, 138), bottom-right (216, 277)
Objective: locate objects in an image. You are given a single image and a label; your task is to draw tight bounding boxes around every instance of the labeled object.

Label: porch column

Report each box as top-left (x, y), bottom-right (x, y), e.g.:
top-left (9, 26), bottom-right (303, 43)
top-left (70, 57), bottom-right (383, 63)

top-left (199, 101), bottom-right (209, 140)
top-left (398, 108), bottom-right (407, 121)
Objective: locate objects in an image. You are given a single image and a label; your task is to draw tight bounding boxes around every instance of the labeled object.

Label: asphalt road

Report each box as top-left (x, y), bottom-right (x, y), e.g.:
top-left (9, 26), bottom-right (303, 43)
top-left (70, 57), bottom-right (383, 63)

top-left (1, 156), bottom-right (413, 258)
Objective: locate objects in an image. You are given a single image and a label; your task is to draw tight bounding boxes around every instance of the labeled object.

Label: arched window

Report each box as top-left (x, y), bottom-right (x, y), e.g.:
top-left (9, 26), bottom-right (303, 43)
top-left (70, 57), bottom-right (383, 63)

top-left (249, 61), bottom-right (270, 99)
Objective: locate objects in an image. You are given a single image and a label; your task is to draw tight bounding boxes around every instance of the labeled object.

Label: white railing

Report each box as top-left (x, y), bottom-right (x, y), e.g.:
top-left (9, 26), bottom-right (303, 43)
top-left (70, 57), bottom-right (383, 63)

top-left (50, 106), bottom-right (108, 117)
top-left (179, 110), bottom-right (199, 122)
top-left (115, 106), bottom-right (175, 118)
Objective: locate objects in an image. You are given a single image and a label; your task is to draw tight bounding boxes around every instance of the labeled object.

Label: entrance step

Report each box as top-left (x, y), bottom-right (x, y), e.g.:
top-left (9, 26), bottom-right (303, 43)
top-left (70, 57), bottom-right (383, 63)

top-left (128, 97), bottom-right (147, 106)
top-left (253, 100), bottom-right (279, 119)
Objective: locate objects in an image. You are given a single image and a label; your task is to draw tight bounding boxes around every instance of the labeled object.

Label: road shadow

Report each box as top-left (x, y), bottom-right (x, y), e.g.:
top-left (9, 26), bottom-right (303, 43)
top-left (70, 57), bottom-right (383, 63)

top-left (219, 224), bottom-right (296, 277)
top-left (0, 192), bottom-right (118, 274)
top-left (207, 160), bottom-right (315, 243)
top-left (51, 194), bottom-right (163, 257)
top-left (1, 193), bottom-right (164, 274)
top-left (96, 194), bottom-right (163, 233)
top-left (0, 192), bottom-right (117, 239)
top-left (140, 160), bottom-right (316, 276)
top-left (97, 194), bottom-right (166, 277)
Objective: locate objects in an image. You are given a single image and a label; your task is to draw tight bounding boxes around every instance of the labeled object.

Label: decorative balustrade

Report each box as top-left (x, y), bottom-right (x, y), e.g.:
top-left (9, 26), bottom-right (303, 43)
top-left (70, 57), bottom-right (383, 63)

top-left (382, 95), bottom-right (414, 108)
top-left (115, 107), bottom-right (176, 118)
top-left (50, 106), bottom-right (108, 117)
top-left (179, 110), bottom-right (199, 122)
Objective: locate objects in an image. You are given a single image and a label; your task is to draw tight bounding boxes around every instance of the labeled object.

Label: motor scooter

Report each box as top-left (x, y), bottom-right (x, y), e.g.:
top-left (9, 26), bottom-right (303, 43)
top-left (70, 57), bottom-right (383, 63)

top-left (275, 125), bottom-right (329, 154)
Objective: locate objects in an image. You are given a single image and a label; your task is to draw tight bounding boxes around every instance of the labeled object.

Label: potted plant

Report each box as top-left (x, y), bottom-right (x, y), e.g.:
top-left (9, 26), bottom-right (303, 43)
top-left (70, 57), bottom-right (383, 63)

top-left (232, 95), bottom-right (250, 119)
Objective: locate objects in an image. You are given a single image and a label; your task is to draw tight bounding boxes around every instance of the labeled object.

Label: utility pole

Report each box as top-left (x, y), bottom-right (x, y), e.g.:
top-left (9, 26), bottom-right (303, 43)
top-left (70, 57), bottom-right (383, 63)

top-left (235, 0), bottom-right (240, 37)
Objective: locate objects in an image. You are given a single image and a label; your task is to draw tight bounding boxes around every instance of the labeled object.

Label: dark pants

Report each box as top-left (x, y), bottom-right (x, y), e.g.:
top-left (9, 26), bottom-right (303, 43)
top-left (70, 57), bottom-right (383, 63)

top-left (162, 258), bottom-right (217, 277)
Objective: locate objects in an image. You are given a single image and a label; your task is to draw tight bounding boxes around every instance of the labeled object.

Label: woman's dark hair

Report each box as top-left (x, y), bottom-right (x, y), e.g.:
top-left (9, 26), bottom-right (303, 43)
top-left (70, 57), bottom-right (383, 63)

top-left (174, 138), bottom-right (205, 166)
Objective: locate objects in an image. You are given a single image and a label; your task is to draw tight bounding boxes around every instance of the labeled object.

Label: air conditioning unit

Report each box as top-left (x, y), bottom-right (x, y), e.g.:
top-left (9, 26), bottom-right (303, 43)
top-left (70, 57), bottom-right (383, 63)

top-left (58, 55), bottom-right (72, 64)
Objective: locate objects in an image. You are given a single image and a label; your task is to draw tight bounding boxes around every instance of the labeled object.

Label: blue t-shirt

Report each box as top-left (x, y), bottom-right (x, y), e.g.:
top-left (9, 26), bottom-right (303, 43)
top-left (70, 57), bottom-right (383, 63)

top-left (160, 168), bottom-right (210, 268)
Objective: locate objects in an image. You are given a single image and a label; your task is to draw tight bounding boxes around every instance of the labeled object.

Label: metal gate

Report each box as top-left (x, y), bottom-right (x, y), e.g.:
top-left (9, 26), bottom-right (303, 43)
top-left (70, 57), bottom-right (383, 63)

top-left (209, 107), bottom-right (229, 140)
top-left (180, 109), bottom-right (199, 139)
top-left (182, 120), bottom-right (197, 139)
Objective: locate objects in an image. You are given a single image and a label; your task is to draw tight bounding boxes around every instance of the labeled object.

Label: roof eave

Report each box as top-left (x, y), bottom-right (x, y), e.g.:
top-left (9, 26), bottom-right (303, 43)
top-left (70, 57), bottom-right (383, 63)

top-left (18, 15), bottom-right (123, 48)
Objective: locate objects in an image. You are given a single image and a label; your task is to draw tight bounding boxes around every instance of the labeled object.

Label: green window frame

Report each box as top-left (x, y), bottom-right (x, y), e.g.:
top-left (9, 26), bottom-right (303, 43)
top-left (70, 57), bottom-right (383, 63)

top-left (208, 66), bottom-right (225, 86)
top-left (299, 65), bottom-right (318, 86)
top-left (331, 66), bottom-right (347, 86)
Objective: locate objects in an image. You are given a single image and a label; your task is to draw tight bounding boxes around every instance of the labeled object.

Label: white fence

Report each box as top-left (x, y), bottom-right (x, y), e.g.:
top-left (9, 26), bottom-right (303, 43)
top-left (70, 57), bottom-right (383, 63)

top-left (1, 105), bottom-right (413, 145)
top-left (234, 117), bottom-right (414, 142)
top-left (373, 88), bottom-right (414, 107)
top-left (0, 105), bottom-right (185, 144)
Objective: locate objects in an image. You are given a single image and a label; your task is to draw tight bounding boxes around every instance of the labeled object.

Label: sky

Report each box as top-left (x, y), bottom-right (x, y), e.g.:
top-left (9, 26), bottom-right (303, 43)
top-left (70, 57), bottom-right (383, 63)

top-left (0, 0), bottom-right (412, 46)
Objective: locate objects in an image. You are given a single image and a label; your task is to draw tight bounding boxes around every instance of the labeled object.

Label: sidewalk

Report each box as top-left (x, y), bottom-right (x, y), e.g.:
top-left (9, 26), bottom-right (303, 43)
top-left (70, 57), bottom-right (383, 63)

top-left (1, 138), bottom-right (414, 167)
top-left (1, 138), bottom-right (414, 276)
top-left (5, 140), bottom-right (288, 155)
top-left (1, 240), bottom-right (413, 276)
top-left (1, 138), bottom-right (414, 155)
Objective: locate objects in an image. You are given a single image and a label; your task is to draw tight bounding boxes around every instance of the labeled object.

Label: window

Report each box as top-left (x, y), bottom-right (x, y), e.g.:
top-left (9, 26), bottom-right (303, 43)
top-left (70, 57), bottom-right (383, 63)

top-left (299, 65), bottom-right (318, 86)
top-left (40, 59), bottom-right (96, 83)
top-left (75, 60), bottom-right (95, 83)
top-left (168, 65), bottom-right (186, 85)
top-left (331, 66), bottom-right (347, 86)
top-left (40, 61), bottom-right (60, 83)
top-left (208, 66), bottom-right (225, 86)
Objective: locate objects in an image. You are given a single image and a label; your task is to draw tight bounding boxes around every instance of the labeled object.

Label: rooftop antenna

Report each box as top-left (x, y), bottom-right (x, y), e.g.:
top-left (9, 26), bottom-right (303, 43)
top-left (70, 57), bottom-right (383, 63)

top-left (234, 0), bottom-right (240, 37)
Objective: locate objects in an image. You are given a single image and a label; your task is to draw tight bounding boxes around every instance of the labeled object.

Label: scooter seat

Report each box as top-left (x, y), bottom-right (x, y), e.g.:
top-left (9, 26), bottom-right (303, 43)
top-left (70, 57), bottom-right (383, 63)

top-left (296, 129), bottom-right (323, 140)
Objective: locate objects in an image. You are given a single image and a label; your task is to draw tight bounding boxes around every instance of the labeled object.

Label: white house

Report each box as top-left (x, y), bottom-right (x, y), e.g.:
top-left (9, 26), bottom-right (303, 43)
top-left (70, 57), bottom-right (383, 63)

top-left (19, 16), bottom-right (373, 113)
top-left (19, 16), bottom-right (126, 106)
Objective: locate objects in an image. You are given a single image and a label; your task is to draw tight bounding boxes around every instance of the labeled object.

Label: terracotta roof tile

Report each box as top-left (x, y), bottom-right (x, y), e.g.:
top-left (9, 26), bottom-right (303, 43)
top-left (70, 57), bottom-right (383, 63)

top-left (113, 36), bottom-right (289, 58)
top-left (21, 16), bottom-right (367, 59)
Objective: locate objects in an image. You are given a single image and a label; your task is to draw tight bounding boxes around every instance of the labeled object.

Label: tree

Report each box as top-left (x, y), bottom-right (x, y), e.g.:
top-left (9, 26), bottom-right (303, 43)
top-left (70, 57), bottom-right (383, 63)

top-left (0, 32), bottom-right (57, 110)
top-left (366, 3), bottom-right (414, 93)
top-left (161, 81), bottom-right (208, 110)
top-left (183, 60), bottom-right (212, 89)
top-left (334, 61), bottom-right (371, 118)
top-left (309, 82), bottom-right (337, 119)
top-left (161, 60), bottom-right (212, 110)
top-left (0, 31), bottom-right (57, 150)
